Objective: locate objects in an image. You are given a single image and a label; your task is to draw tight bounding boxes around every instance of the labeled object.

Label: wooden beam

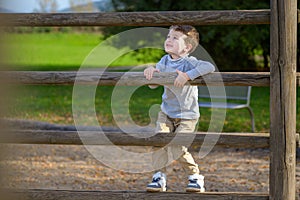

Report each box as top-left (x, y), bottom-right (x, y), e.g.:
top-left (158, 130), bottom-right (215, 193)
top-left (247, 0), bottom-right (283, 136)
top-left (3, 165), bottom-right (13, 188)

top-left (3, 71), bottom-right (300, 86)
top-left (6, 189), bottom-right (270, 200)
top-left (270, 0), bottom-right (297, 199)
top-left (4, 71), bottom-right (300, 86)
top-left (1, 130), bottom-right (271, 148)
top-left (0, 10), bottom-right (271, 27)
top-left (2, 10), bottom-right (300, 27)
top-left (1, 10), bottom-right (300, 27)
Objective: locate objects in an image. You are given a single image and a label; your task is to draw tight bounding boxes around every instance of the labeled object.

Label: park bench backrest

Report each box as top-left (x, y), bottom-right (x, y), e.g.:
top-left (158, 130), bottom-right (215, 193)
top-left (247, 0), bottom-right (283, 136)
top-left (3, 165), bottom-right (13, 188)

top-left (198, 86), bottom-right (251, 103)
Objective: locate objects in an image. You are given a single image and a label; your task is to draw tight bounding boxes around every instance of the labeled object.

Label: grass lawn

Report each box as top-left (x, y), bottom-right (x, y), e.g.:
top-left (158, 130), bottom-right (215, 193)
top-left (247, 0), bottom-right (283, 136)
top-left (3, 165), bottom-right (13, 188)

top-left (2, 32), bottom-right (153, 71)
top-left (2, 32), bottom-right (300, 132)
top-left (5, 85), bottom-right (300, 133)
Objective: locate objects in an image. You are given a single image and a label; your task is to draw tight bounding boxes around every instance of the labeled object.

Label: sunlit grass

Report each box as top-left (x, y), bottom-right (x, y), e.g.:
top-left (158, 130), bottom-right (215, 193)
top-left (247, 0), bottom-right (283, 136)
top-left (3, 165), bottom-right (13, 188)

top-left (5, 85), bottom-right (300, 132)
top-left (2, 32), bottom-right (300, 132)
top-left (3, 32), bottom-right (161, 71)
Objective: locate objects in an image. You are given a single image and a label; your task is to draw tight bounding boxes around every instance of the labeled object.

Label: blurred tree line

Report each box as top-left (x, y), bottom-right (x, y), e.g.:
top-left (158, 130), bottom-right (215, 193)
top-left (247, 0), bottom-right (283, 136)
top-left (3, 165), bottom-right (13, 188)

top-left (34, 0), bottom-right (94, 12)
top-left (107, 0), bottom-right (269, 72)
top-left (9, 0), bottom-right (299, 71)
top-left (106, 0), bottom-right (299, 72)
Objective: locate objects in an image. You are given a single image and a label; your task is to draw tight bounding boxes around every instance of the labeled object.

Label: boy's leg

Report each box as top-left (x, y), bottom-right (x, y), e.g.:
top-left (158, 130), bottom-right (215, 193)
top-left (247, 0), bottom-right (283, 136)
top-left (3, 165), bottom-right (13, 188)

top-left (151, 111), bottom-right (174, 171)
top-left (173, 118), bottom-right (200, 175)
top-left (147, 111), bottom-right (173, 192)
top-left (172, 119), bottom-right (205, 192)
top-left (156, 111), bottom-right (174, 133)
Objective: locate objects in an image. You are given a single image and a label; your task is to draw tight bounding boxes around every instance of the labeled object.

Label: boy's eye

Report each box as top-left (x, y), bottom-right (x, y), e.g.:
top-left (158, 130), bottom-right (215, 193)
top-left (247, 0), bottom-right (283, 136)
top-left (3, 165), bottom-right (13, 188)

top-left (166, 35), bottom-right (179, 40)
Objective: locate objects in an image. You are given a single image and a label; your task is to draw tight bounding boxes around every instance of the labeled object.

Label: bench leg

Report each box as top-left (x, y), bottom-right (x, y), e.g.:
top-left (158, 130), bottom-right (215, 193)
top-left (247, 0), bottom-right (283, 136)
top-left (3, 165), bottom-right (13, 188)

top-left (246, 107), bottom-right (255, 132)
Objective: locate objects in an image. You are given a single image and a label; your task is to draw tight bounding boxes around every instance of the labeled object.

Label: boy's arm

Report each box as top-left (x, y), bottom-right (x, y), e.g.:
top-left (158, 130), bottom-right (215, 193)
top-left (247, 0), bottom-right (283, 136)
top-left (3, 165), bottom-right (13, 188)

top-left (186, 60), bottom-right (215, 81)
top-left (174, 60), bottom-right (215, 87)
top-left (144, 66), bottom-right (160, 80)
top-left (174, 70), bottom-right (190, 87)
top-left (144, 66), bottom-right (160, 89)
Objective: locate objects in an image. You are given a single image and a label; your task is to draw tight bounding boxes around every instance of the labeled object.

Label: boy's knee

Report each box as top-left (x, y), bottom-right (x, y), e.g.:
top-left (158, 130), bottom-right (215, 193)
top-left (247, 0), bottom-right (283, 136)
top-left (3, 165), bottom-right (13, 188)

top-left (156, 123), bottom-right (171, 133)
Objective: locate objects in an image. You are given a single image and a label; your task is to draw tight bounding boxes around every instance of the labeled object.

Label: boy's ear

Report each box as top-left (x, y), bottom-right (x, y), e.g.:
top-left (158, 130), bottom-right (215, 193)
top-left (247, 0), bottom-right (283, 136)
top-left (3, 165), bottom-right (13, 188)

top-left (185, 43), bottom-right (193, 53)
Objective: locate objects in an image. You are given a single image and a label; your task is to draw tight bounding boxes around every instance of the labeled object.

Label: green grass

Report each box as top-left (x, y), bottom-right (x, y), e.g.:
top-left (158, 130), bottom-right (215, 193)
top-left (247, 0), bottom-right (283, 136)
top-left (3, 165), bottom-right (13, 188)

top-left (2, 32), bottom-right (300, 132)
top-left (3, 33), bottom-right (99, 70)
top-left (2, 32), bottom-right (157, 71)
top-left (4, 85), bottom-right (300, 132)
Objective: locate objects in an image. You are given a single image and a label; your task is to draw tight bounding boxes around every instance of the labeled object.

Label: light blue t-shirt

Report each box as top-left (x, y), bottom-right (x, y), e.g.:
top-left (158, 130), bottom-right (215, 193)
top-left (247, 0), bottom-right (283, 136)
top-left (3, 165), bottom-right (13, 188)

top-left (156, 54), bottom-right (215, 119)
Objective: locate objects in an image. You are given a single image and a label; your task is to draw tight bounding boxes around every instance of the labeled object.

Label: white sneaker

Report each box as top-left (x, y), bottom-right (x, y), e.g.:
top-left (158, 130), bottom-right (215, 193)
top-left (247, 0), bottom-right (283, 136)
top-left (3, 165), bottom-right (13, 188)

top-left (186, 174), bottom-right (205, 192)
top-left (146, 172), bottom-right (167, 192)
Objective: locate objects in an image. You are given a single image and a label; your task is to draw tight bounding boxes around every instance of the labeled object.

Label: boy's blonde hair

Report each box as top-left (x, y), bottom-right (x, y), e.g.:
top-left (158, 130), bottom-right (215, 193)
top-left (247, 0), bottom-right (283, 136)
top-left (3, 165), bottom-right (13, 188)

top-left (170, 25), bottom-right (199, 53)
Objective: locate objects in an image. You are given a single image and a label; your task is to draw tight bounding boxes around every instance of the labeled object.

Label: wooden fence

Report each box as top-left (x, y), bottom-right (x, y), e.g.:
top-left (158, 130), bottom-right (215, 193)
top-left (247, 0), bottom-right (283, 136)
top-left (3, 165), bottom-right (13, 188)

top-left (1, 10), bottom-right (300, 26)
top-left (1, 1), bottom-right (299, 199)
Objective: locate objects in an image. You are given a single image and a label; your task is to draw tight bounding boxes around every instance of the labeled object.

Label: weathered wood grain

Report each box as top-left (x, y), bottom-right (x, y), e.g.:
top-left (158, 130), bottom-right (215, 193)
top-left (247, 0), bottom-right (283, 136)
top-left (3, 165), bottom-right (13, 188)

top-left (1, 10), bottom-right (300, 27)
top-left (270, 0), bottom-right (297, 199)
top-left (1, 130), bottom-right (271, 148)
top-left (5, 189), bottom-right (269, 200)
top-left (1, 10), bottom-right (271, 27)
top-left (4, 71), bottom-right (300, 86)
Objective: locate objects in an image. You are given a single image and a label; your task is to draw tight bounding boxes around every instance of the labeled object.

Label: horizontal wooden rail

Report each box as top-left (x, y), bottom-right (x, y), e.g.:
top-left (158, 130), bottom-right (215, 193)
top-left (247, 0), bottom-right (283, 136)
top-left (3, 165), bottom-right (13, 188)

top-left (1, 10), bottom-right (300, 27)
top-left (4, 189), bottom-right (269, 200)
top-left (1, 130), bottom-right (271, 148)
top-left (0, 10), bottom-right (273, 26)
top-left (3, 71), bottom-right (299, 86)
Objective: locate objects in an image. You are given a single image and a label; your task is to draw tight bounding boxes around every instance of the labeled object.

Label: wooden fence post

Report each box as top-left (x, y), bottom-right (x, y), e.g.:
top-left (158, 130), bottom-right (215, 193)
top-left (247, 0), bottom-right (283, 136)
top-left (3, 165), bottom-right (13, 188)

top-left (270, 0), bottom-right (297, 199)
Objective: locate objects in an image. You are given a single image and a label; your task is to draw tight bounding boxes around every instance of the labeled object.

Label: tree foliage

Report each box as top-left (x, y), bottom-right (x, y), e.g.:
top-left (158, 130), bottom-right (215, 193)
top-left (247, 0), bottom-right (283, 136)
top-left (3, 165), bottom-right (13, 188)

top-left (107, 0), bottom-right (272, 71)
top-left (69, 0), bottom-right (95, 12)
top-left (35, 0), bottom-right (58, 12)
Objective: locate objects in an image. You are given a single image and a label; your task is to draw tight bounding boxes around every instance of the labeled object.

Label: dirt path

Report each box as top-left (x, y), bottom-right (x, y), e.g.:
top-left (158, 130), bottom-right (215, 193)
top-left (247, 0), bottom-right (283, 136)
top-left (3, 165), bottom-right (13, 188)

top-left (1, 144), bottom-right (299, 198)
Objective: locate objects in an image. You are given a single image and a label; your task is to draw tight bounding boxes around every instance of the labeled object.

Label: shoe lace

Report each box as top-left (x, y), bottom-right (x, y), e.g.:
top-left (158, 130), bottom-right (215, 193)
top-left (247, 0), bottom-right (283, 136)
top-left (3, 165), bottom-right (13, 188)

top-left (189, 178), bottom-right (198, 184)
top-left (153, 177), bottom-right (161, 183)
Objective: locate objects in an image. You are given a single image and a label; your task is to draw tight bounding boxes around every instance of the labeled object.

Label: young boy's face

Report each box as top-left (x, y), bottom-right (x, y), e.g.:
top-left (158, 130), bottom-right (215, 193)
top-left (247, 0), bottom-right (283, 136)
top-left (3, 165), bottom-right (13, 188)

top-left (164, 29), bottom-right (191, 59)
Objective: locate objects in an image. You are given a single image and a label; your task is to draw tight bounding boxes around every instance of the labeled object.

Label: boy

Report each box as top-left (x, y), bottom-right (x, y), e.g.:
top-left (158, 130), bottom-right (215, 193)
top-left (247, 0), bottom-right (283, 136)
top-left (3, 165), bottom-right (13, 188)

top-left (144, 25), bottom-right (215, 192)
